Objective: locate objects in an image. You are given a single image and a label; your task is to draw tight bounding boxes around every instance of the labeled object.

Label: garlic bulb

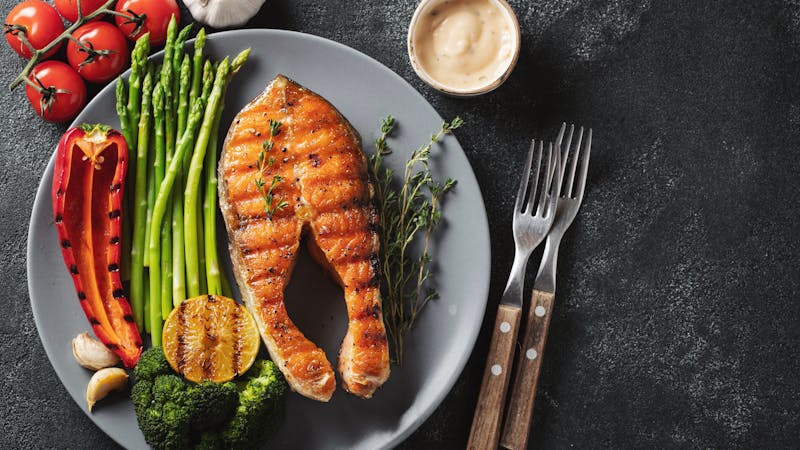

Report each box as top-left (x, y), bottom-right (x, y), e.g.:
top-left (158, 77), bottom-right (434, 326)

top-left (72, 332), bottom-right (120, 371)
top-left (182, 0), bottom-right (266, 28)
top-left (86, 367), bottom-right (129, 411)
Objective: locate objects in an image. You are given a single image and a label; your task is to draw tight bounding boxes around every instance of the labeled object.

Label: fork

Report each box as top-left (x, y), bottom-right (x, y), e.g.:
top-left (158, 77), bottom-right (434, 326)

top-left (500, 124), bottom-right (593, 450)
top-left (468, 140), bottom-right (562, 450)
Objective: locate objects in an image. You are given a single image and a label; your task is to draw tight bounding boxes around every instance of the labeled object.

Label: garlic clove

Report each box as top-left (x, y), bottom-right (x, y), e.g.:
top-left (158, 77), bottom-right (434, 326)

top-left (73, 332), bottom-right (120, 371)
top-left (182, 0), bottom-right (266, 28)
top-left (86, 367), bottom-right (129, 411)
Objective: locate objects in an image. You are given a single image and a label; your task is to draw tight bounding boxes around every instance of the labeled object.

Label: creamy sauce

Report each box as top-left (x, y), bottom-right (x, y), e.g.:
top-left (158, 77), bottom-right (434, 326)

top-left (412, 0), bottom-right (516, 92)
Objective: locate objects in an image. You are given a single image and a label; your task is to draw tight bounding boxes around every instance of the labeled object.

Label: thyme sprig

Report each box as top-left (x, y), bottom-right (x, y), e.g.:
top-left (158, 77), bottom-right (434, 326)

top-left (369, 115), bottom-right (463, 365)
top-left (255, 119), bottom-right (289, 219)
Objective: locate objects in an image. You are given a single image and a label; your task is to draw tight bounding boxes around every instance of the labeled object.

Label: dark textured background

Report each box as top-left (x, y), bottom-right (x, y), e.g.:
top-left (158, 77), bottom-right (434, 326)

top-left (2, 0), bottom-right (800, 448)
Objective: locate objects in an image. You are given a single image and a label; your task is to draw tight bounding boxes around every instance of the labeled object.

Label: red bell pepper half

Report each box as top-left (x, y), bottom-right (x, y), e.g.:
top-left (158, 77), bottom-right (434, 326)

top-left (52, 124), bottom-right (142, 368)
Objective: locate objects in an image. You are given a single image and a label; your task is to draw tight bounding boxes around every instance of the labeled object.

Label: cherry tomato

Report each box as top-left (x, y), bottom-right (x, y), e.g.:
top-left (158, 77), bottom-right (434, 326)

top-left (53, 0), bottom-right (108, 23)
top-left (26, 61), bottom-right (87, 122)
top-left (114, 0), bottom-right (180, 46)
top-left (4, 1), bottom-right (64, 59)
top-left (67, 22), bottom-right (130, 84)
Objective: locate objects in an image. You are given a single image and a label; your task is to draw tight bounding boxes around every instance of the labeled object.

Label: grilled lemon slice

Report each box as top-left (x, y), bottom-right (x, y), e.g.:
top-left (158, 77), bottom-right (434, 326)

top-left (162, 295), bottom-right (260, 383)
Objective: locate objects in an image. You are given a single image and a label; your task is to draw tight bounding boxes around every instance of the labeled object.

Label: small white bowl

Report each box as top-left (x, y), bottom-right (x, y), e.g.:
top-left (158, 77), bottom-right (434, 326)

top-left (407, 0), bottom-right (521, 97)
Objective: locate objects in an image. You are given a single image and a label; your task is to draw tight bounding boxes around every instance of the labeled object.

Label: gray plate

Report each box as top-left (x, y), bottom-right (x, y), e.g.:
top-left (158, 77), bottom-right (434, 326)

top-left (27, 29), bottom-right (490, 449)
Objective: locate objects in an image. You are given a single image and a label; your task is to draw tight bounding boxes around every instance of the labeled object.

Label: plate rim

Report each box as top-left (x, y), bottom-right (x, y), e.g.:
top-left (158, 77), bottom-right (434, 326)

top-left (26, 28), bottom-right (491, 449)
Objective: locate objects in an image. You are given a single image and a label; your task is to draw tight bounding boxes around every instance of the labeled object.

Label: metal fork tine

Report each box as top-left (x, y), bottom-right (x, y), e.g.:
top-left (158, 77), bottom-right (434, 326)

top-left (546, 144), bottom-right (562, 218)
top-left (566, 127), bottom-right (584, 198)
top-left (558, 125), bottom-right (569, 178)
top-left (515, 141), bottom-right (536, 213)
top-left (535, 143), bottom-right (554, 216)
top-left (526, 141), bottom-right (543, 214)
top-left (574, 128), bottom-right (592, 200)
top-left (554, 123), bottom-right (568, 191)
top-left (560, 124), bottom-right (575, 193)
top-left (555, 123), bottom-right (566, 149)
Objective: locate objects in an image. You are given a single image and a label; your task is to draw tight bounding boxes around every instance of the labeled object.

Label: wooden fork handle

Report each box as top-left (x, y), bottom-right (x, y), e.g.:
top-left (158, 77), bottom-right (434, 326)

top-left (500, 289), bottom-right (556, 450)
top-left (468, 304), bottom-right (522, 450)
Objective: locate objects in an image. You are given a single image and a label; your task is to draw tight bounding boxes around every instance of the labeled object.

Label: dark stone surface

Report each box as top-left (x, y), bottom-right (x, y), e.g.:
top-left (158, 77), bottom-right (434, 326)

top-left (2, 0), bottom-right (799, 448)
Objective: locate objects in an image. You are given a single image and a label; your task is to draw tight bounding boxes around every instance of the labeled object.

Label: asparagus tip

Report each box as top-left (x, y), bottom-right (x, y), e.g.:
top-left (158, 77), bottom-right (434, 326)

top-left (195, 28), bottom-right (207, 48)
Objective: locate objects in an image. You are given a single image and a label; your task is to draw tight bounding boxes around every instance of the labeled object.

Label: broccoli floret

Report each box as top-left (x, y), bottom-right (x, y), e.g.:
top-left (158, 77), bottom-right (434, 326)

top-left (157, 401), bottom-right (192, 449)
top-left (130, 378), bottom-right (153, 415)
top-left (221, 360), bottom-right (288, 449)
top-left (153, 375), bottom-right (188, 404)
top-left (186, 381), bottom-right (238, 431)
top-left (134, 347), bottom-right (172, 382)
top-left (132, 374), bottom-right (193, 450)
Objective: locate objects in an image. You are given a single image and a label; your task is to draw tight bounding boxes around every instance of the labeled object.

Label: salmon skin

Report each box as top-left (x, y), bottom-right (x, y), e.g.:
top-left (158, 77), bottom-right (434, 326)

top-left (219, 75), bottom-right (390, 401)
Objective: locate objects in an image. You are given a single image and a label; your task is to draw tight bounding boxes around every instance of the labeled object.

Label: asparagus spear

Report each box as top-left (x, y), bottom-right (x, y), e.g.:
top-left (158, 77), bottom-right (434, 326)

top-left (148, 80), bottom-right (166, 338)
top-left (184, 60), bottom-right (220, 298)
top-left (115, 78), bottom-right (132, 146)
top-left (116, 78), bottom-right (133, 282)
top-left (202, 49), bottom-right (251, 295)
top-left (161, 203), bottom-right (173, 318)
top-left (143, 124), bottom-right (155, 269)
top-left (186, 31), bottom-right (206, 182)
top-left (172, 25), bottom-right (191, 117)
top-left (126, 34), bottom-right (150, 152)
top-left (153, 80), bottom-right (176, 321)
top-left (152, 83), bottom-right (166, 209)
top-left (172, 56), bottom-right (192, 307)
top-left (197, 195), bottom-right (207, 295)
top-left (171, 197), bottom-right (185, 304)
top-left (173, 25), bottom-right (192, 70)
top-left (148, 63), bottom-right (216, 345)
top-left (143, 66), bottom-right (158, 269)
top-left (172, 24), bottom-right (192, 111)
top-left (196, 60), bottom-right (224, 294)
top-left (129, 64), bottom-right (153, 331)
top-left (176, 55), bottom-right (191, 144)
top-left (160, 17), bottom-right (177, 168)
top-left (189, 29), bottom-right (206, 113)
top-left (203, 106), bottom-right (222, 295)
top-left (230, 48), bottom-right (252, 76)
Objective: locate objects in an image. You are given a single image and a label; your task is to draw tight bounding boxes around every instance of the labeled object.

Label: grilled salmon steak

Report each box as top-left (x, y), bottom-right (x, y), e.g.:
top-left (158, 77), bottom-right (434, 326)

top-left (219, 75), bottom-right (390, 401)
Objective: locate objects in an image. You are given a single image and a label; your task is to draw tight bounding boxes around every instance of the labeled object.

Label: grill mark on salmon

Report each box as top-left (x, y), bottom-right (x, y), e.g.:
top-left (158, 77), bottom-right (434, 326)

top-left (327, 250), bottom-right (379, 267)
top-left (315, 226), bottom-right (373, 240)
top-left (228, 189), bottom-right (296, 211)
top-left (247, 268), bottom-right (292, 285)
top-left (219, 75), bottom-right (390, 401)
